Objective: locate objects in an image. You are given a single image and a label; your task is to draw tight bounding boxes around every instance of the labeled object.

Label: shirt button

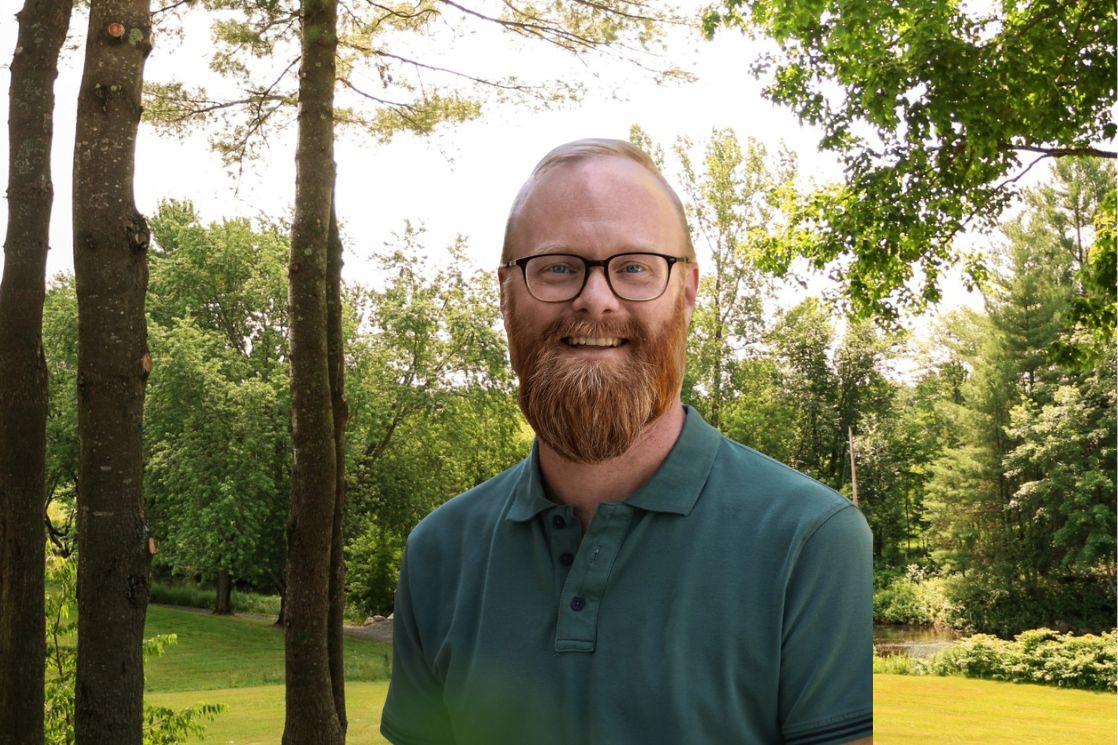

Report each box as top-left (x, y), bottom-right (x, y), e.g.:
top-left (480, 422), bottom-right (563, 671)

top-left (570, 596), bottom-right (586, 612)
top-left (552, 515), bottom-right (567, 529)
top-left (560, 552), bottom-right (574, 566)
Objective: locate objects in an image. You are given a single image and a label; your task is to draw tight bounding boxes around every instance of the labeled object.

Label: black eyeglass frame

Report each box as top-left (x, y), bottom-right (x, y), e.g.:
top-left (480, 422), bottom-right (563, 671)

top-left (501, 251), bottom-right (694, 303)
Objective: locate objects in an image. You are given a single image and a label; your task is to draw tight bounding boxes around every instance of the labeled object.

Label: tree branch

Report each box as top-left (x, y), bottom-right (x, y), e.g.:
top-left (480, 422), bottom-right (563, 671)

top-left (1007, 144), bottom-right (1116, 159)
top-left (151, 0), bottom-right (194, 16)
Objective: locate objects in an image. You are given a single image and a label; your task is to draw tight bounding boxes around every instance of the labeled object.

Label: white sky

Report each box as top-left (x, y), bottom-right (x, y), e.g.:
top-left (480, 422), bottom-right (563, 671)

top-left (1, 0), bottom-right (1020, 379)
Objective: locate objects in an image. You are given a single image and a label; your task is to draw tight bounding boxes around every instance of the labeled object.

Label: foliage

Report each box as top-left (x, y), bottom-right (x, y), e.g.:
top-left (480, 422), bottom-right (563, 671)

top-left (873, 564), bottom-right (958, 628)
top-left (144, 0), bottom-right (688, 167)
top-left (144, 201), bottom-right (292, 602)
top-left (921, 162), bottom-right (1116, 634)
top-left (926, 629), bottom-right (1117, 692)
top-left (44, 554), bottom-right (224, 745)
top-left (150, 582), bottom-right (283, 618)
top-left (343, 229), bottom-right (527, 614)
top-left (634, 125), bottom-right (793, 430)
top-left (41, 275), bottom-right (80, 555)
top-left (703, 0), bottom-right (1116, 321)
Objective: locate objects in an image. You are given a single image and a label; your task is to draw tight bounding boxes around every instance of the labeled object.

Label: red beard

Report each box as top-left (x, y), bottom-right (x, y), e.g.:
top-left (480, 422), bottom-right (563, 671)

top-left (506, 290), bottom-right (689, 464)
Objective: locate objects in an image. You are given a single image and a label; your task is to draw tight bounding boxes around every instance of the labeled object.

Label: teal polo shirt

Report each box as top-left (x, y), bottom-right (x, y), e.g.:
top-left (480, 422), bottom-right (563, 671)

top-left (381, 406), bottom-right (873, 744)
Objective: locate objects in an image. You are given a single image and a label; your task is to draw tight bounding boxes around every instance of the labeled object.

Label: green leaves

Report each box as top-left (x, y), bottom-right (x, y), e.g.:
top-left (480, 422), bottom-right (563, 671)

top-left (707, 0), bottom-right (1116, 321)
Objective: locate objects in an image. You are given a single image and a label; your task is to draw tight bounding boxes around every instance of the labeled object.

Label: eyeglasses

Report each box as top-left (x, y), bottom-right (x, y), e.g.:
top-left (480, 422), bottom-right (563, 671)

top-left (502, 252), bottom-right (692, 303)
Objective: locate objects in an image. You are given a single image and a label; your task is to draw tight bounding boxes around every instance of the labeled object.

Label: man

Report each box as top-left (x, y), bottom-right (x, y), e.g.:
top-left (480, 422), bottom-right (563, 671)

top-left (380, 139), bottom-right (873, 745)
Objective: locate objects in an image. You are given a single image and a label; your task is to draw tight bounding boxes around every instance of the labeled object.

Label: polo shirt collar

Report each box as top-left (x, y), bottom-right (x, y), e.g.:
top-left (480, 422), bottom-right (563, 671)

top-left (505, 405), bottom-right (723, 522)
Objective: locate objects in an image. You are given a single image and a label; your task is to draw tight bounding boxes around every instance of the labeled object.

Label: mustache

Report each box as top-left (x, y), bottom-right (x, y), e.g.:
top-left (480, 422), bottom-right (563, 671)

top-left (540, 316), bottom-right (643, 343)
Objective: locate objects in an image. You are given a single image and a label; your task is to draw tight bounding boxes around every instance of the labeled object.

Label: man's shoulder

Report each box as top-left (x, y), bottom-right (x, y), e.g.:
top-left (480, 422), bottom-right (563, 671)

top-left (405, 458), bottom-right (525, 558)
top-left (707, 434), bottom-right (856, 531)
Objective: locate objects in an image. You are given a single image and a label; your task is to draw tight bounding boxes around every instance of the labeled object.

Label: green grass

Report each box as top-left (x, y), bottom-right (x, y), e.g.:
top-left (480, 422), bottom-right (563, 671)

top-left (144, 607), bottom-right (1118, 744)
top-left (875, 674), bottom-right (1117, 743)
top-left (146, 682), bottom-right (390, 744)
top-left (144, 605), bottom-right (391, 693)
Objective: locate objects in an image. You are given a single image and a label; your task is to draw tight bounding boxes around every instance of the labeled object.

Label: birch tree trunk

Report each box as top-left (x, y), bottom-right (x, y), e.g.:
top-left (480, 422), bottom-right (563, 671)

top-left (71, 1), bottom-right (154, 741)
top-left (0, 0), bottom-right (72, 741)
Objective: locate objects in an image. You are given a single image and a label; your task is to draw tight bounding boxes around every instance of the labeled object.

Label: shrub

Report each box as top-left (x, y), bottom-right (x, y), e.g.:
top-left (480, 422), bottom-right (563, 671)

top-left (926, 628), bottom-right (1117, 692)
top-left (873, 564), bottom-right (960, 628)
top-left (150, 581), bottom-right (282, 617)
top-left (345, 524), bottom-right (404, 617)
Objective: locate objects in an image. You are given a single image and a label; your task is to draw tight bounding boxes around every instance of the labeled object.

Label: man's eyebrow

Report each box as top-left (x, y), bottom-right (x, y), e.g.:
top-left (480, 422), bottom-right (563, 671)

top-left (526, 242), bottom-right (665, 254)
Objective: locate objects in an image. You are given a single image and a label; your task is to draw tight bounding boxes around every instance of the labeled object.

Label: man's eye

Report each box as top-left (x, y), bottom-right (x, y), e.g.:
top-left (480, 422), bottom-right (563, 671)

top-left (542, 263), bottom-right (576, 275)
top-left (618, 263), bottom-right (646, 274)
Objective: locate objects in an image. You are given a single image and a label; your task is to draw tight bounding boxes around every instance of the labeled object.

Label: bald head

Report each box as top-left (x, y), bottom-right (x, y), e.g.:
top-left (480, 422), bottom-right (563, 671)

top-left (501, 138), bottom-right (695, 263)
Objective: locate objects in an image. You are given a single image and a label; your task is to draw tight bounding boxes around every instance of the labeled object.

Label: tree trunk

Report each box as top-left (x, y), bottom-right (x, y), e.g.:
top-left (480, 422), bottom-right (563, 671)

top-left (275, 583), bottom-right (287, 627)
top-left (325, 198), bottom-right (348, 736)
top-left (71, 1), bottom-right (154, 742)
top-left (0, 0), bottom-right (72, 741)
top-left (214, 568), bottom-right (233, 615)
top-left (281, 0), bottom-right (342, 740)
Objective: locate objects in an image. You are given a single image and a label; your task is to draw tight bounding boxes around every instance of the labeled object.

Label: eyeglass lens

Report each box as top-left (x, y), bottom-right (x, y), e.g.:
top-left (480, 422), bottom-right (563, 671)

top-left (524, 254), bottom-right (670, 302)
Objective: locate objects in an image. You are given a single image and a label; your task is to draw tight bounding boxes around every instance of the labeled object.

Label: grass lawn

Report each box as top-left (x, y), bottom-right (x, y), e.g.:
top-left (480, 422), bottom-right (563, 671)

top-left (144, 605), bottom-right (391, 692)
top-left (146, 682), bottom-right (391, 744)
top-left (874, 674), bottom-right (1116, 744)
top-left (144, 607), bottom-right (1117, 743)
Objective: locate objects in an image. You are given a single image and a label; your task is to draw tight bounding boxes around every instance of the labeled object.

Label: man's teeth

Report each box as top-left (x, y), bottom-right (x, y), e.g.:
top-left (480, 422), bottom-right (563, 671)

top-left (568, 337), bottom-right (624, 347)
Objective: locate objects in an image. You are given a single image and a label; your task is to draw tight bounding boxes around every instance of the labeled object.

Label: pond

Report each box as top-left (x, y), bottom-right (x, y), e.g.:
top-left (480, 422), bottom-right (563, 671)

top-left (873, 623), bottom-right (962, 658)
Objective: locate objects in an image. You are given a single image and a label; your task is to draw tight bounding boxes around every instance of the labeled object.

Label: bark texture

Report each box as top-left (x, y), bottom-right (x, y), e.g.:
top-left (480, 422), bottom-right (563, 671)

top-left (0, 0), bottom-right (72, 741)
top-left (281, 0), bottom-right (343, 740)
top-left (71, 0), bottom-right (154, 741)
top-left (326, 200), bottom-right (348, 736)
top-left (214, 568), bottom-right (233, 615)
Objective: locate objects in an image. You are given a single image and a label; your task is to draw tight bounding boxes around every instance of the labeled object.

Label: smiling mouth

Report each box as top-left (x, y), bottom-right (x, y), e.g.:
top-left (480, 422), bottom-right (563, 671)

top-left (561, 336), bottom-right (629, 349)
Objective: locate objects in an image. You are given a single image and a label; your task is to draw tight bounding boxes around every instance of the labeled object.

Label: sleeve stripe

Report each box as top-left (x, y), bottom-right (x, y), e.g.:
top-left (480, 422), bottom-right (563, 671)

top-left (784, 713), bottom-right (873, 744)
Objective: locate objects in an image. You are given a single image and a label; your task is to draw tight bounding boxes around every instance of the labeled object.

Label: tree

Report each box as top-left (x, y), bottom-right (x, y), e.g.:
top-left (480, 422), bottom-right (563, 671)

top-left (923, 166), bottom-right (1116, 634)
top-left (633, 126), bottom-right (790, 430)
top-left (144, 201), bottom-right (292, 614)
top-left (145, 0), bottom-right (689, 168)
top-left (703, 0), bottom-right (1116, 322)
top-left (282, 0), bottom-right (345, 740)
top-left (71, 0), bottom-right (155, 740)
top-left (342, 232), bottom-right (522, 614)
top-left (0, 0), bottom-right (72, 737)
top-left (767, 298), bottom-right (837, 481)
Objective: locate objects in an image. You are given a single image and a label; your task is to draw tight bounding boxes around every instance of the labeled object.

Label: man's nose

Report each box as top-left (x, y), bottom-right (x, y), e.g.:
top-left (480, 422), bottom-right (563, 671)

top-left (570, 266), bottom-right (620, 315)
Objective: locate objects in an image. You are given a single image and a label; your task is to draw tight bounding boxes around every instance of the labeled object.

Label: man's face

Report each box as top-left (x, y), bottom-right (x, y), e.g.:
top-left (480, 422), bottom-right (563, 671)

top-left (500, 156), bottom-right (699, 463)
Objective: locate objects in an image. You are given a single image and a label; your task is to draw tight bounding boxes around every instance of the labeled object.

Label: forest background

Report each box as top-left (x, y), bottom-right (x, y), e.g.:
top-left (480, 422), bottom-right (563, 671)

top-left (0, 0), bottom-right (1114, 741)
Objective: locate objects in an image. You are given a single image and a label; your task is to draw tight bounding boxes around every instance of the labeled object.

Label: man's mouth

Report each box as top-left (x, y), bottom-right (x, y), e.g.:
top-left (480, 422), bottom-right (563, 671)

top-left (561, 336), bottom-right (629, 349)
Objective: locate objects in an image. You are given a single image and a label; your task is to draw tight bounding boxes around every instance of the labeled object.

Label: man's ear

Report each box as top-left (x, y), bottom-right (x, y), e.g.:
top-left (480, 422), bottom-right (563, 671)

top-left (683, 262), bottom-right (699, 310)
top-left (498, 267), bottom-right (509, 314)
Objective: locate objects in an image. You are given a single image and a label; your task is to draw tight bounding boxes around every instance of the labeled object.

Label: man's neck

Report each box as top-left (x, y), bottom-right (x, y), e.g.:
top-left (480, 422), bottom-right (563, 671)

top-left (537, 403), bottom-right (687, 532)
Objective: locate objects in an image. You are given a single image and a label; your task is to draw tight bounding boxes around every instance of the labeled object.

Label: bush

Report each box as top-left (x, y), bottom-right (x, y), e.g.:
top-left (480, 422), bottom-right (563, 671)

top-left (345, 524), bottom-right (404, 617)
top-left (926, 628), bottom-right (1117, 692)
top-left (943, 571), bottom-right (1116, 637)
top-left (873, 564), bottom-right (960, 628)
top-left (150, 581), bottom-right (282, 617)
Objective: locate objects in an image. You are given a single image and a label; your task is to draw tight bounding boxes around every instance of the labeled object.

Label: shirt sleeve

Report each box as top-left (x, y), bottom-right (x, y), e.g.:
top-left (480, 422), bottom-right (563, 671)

top-left (380, 546), bottom-right (456, 745)
top-left (778, 503), bottom-right (874, 744)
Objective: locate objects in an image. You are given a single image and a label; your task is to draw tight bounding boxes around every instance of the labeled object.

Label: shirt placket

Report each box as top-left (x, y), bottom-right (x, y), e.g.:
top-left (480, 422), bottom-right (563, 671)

top-left (552, 503), bottom-right (633, 653)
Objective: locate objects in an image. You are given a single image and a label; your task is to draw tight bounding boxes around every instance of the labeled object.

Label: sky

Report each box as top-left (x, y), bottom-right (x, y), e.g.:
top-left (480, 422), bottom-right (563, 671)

top-left (0, 0), bottom-right (1010, 378)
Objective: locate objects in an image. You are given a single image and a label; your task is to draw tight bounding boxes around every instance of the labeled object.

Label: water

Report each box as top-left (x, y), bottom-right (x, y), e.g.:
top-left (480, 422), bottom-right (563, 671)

top-left (874, 623), bottom-right (961, 658)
